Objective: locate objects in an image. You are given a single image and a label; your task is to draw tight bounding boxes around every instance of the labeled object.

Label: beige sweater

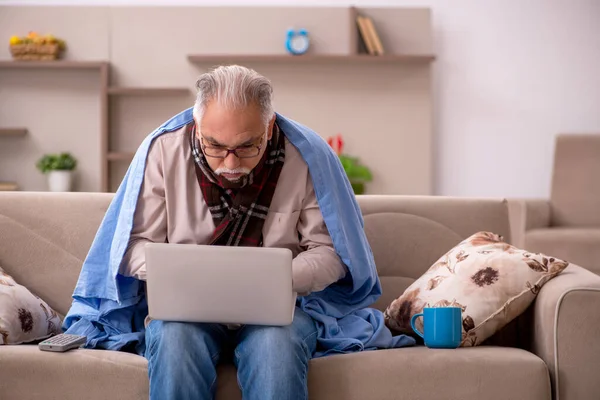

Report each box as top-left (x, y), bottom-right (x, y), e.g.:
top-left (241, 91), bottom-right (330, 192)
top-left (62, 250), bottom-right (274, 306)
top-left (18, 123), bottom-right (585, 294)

top-left (119, 125), bottom-right (347, 296)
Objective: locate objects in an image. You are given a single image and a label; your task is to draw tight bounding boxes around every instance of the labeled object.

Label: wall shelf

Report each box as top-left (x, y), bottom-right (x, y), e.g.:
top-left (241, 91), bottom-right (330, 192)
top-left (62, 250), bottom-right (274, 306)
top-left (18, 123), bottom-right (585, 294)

top-left (0, 182), bottom-right (18, 191)
top-left (0, 60), bottom-right (109, 69)
top-left (107, 151), bottom-right (135, 161)
top-left (108, 87), bottom-right (191, 96)
top-left (0, 60), bottom-right (110, 191)
top-left (0, 128), bottom-right (27, 136)
top-left (1, 5), bottom-right (435, 194)
top-left (187, 54), bottom-right (435, 65)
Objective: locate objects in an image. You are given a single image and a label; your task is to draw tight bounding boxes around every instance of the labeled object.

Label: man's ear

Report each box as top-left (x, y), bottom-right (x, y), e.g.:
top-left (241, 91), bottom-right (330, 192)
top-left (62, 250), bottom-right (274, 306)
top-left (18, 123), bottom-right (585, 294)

top-left (267, 114), bottom-right (276, 140)
top-left (193, 116), bottom-right (201, 139)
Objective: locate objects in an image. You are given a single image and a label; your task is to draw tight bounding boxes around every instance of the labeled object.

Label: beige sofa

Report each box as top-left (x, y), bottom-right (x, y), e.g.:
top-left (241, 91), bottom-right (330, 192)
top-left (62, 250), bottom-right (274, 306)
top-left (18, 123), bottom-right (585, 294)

top-left (510, 133), bottom-right (600, 275)
top-left (1, 192), bottom-right (600, 400)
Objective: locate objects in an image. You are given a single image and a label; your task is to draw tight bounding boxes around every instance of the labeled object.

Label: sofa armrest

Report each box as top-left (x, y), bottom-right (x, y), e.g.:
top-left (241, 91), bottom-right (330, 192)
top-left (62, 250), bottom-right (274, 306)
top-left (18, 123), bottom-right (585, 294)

top-left (507, 199), bottom-right (551, 248)
top-left (523, 199), bottom-right (552, 231)
top-left (531, 264), bottom-right (600, 400)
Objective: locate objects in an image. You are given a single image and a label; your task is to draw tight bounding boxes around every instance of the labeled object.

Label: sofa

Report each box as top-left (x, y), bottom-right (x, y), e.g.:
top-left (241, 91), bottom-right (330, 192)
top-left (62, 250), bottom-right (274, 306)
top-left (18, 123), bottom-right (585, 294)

top-left (1, 191), bottom-right (600, 400)
top-left (509, 133), bottom-right (600, 275)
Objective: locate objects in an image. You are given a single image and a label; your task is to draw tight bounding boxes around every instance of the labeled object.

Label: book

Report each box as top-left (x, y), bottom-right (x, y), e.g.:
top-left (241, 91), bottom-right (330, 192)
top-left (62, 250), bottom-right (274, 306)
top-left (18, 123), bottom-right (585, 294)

top-left (356, 15), bottom-right (377, 55)
top-left (357, 22), bottom-right (369, 54)
top-left (363, 16), bottom-right (385, 55)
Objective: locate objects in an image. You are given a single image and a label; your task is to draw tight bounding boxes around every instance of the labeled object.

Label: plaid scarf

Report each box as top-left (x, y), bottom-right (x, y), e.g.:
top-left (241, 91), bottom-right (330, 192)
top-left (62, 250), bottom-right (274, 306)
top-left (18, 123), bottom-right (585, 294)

top-left (190, 123), bottom-right (286, 246)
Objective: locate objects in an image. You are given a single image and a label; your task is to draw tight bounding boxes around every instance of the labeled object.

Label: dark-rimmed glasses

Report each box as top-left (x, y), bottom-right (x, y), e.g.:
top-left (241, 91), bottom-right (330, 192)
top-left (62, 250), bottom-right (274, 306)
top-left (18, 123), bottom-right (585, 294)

top-left (199, 135), bottom-right (265, 159)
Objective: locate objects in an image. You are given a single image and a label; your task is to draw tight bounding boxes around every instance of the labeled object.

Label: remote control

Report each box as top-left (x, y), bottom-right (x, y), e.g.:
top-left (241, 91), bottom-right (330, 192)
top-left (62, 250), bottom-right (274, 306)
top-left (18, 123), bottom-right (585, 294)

top-left (38, 334), bottom-right (87, 352)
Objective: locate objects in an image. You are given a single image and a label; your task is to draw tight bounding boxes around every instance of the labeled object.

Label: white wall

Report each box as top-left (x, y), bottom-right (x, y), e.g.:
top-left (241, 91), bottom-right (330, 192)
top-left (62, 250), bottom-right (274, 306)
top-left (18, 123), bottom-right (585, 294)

top-left (3, 0), bottom-right (600, 198)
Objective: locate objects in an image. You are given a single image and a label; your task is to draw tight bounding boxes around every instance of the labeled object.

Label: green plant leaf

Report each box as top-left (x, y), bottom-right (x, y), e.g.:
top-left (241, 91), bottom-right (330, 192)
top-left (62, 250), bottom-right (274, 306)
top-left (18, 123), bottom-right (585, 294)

top-left (351, 182), bottom-right (364, 194)
top-left (338, 154), bottom-right (372, 184)
top-left (36, 152), bottom-right (77, 174)
top-left (350, 165), bottom-right (372, 182)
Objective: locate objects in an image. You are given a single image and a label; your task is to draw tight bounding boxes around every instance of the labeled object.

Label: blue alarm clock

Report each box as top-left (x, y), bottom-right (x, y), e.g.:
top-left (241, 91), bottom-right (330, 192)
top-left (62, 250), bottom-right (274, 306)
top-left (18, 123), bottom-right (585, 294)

top-left (286, 28), bottom-right (310, 55)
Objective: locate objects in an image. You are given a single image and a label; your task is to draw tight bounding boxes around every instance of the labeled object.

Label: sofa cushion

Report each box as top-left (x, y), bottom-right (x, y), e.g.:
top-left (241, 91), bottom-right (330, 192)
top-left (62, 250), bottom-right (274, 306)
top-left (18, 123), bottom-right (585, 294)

top-left (357, 196), bottom-right (512, 282)
top-left (384, 231), bottom-right (569, 346)
top-left (370, 276), bottom-right (415, 312)
top-left (307, 347), bottom-right (550, 400)
top-left (525, 228), bottom-right (600, 275)
top-left (0, 266), bottom-right (62, 345)
top-left (363, 212), bottom-right (463, 279)
top-left (0, 192), bottom-right (113, 315)
top-left (363, 212), bottom-right (462, 311)
top-left (0, 346), bottom-right (550, 400)
top-left (0, 346), bottom-right (149, 400)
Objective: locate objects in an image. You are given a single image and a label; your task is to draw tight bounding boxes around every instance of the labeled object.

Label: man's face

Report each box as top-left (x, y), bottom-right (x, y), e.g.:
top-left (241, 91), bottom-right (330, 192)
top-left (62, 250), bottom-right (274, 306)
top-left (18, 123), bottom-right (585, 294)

top-left (196, 101), bottom-right (274, 182)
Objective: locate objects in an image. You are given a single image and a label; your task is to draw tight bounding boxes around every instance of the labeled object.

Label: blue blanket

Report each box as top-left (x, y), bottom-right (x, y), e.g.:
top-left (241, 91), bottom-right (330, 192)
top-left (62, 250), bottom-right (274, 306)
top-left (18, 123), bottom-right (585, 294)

top-left (62, 108), bottom-right (415, 357)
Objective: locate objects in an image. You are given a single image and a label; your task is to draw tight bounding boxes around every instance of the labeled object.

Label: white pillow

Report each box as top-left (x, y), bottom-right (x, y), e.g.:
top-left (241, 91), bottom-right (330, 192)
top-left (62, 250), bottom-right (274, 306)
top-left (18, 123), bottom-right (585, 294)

top-left (384, 231), bottom-right (569, 346)
top-left (0, 266), bottom-right (62, 345)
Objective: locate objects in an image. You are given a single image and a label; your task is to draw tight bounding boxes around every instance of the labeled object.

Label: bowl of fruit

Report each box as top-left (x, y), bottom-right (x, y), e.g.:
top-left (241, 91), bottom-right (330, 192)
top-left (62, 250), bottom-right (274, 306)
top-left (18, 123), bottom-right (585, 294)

top-left (9, 31), bottom-right (66, 61)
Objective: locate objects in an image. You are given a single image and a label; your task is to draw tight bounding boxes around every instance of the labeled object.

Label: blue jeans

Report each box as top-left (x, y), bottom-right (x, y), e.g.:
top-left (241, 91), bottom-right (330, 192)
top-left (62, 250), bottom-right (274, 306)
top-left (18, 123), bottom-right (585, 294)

top-left (144, 307), bottom-right (318, 400)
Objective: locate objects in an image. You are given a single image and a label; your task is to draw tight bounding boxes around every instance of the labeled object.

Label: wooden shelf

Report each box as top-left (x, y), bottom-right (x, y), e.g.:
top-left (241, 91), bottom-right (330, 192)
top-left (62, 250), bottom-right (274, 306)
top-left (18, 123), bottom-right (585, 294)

top-left (107, 151), bottom-right (135, 161)
top-left (108, 87), bottom-right (191, 96)
top-left (0, 182), bottom-right (18, 191)
top-left (0, 128), bottom-right (27, 136)
top-left (188, 54), bottom-right (435, 65)
top-left (0, 60), bottom-right (109, 69)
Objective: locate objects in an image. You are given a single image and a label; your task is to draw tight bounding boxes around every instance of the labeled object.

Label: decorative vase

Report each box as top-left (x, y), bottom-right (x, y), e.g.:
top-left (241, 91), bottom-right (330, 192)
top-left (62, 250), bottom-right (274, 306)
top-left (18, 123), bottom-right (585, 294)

top-left (47, 170), bottom-right (72, 192)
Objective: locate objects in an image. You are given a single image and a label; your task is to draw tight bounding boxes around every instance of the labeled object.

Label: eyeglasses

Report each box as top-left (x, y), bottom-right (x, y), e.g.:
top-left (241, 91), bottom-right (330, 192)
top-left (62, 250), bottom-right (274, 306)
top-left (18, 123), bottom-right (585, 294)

top-left (199, 135), bottom-right (265, 159)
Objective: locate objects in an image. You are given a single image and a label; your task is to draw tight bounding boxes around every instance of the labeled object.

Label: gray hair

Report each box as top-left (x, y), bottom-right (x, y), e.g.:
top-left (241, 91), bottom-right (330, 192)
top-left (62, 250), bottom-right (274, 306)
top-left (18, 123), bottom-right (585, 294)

top-left (193, 65), bottom-right (274, 127)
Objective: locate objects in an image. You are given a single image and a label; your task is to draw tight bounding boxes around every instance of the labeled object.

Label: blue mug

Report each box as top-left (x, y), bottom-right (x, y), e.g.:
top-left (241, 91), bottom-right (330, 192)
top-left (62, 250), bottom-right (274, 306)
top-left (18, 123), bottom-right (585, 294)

top-left (410, 307), bottom-right (462, 349)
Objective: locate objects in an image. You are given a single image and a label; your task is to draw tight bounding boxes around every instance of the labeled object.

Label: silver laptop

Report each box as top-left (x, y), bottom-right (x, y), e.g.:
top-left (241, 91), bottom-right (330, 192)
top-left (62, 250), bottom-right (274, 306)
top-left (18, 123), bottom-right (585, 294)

top-left (144, 243), bottom-right (297, 326)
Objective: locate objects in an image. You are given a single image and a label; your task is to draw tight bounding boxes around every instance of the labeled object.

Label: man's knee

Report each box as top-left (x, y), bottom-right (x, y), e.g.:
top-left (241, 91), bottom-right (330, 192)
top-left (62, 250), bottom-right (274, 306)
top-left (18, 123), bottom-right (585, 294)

top-left (147, 319), bottom-right (189, 341)
top-left (145, 320), bottom-right (219, 360)
top-left (239, 326), bottom-right (311, 363)
top-left (145, 321), bottom-right (224, 398)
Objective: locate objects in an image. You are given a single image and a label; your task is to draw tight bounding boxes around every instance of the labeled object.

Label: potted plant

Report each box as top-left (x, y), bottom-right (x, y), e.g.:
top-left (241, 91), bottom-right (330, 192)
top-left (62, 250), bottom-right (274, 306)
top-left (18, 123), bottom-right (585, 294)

top-left (327, 134), bottom-right (372, 195)
top-left (36, 152), bottom-right (77, 192)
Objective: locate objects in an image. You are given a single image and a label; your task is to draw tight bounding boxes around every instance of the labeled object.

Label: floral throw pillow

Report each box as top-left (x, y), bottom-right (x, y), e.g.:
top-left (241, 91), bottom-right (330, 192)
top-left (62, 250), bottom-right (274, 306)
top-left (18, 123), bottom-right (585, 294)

top-left (383, 231), bottom-right (569, 347)
top-left (0, 266), bottom-right (62, 345)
